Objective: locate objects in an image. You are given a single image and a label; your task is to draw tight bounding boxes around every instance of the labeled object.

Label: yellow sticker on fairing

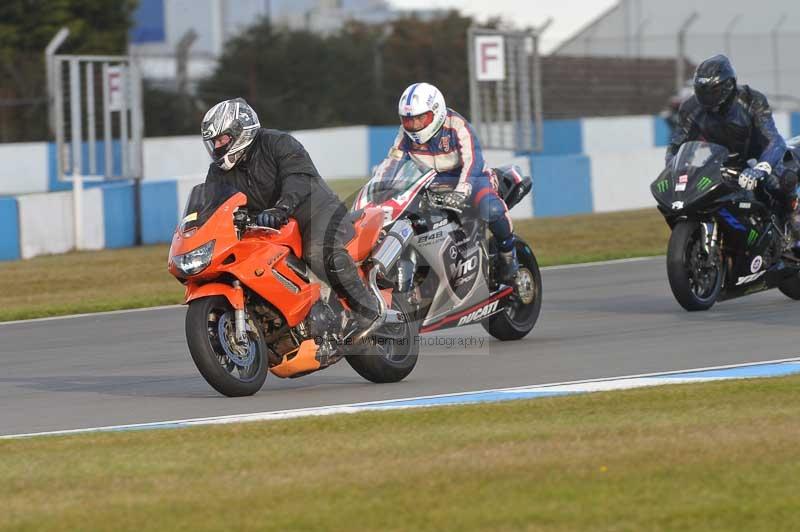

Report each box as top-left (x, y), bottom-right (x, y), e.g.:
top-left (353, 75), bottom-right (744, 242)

top-left (182, 212), bottom-right (198, 225)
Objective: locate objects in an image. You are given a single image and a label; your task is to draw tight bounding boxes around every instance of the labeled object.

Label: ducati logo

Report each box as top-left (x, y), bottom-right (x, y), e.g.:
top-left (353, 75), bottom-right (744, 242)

top-left (457, 300), bottom-right (500, 326)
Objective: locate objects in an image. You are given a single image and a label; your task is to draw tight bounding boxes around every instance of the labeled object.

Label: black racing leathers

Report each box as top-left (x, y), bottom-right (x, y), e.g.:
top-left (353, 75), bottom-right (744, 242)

top-left (204, 128), bottom-right (378, 320)
top-left (667, 86), bottom-right (797, 208)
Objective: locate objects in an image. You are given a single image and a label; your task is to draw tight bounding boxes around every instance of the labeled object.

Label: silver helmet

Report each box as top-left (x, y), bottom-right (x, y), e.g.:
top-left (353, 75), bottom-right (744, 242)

top-left (201, 98), bottom-right (260, 170)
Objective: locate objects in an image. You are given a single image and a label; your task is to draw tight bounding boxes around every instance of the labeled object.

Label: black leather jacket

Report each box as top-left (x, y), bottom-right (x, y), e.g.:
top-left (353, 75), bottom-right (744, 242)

top-left (667, 85), bottom-right (787, 171)
top-left (205, 128), bottom-right (340, 230)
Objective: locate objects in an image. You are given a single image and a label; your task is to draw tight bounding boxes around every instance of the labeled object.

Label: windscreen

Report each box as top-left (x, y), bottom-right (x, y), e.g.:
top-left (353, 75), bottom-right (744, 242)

top-left (180, 182), bottom-right (240, 231)
top-left (672, 141), bottom-right (729, 174)
top-left (363, 153), bottom-right (429, 205)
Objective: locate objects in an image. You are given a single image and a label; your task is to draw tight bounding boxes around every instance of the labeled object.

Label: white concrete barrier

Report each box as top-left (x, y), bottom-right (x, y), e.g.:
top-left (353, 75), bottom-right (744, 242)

top-left (589, 147), bottom-right (663, 213)
top-left (0, 142), bottom-right (49, 195)
top-left (17, 189), bottom-right (104, 259)
top-left (291, 126), bottom-right (368, 180)
top-left (582, 115), bottom-right (655, 154)
top-left (143, 135), bottom-right (208, 181)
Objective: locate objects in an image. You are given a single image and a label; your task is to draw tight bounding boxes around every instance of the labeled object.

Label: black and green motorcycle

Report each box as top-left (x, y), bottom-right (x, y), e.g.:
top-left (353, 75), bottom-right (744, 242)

top-left (651, 140), bottom-right (800, 311)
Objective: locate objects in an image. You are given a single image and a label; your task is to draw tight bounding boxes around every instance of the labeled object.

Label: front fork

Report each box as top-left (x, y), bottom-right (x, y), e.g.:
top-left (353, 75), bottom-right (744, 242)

top-left (700, 220), bottom-right (719, 257)
top-left (232, 280), bottom-right (248, 345)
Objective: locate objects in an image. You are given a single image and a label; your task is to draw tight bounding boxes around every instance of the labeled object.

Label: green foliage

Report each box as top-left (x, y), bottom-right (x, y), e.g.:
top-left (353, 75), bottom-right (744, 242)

top-left (0, 0), bottom-right (136, 141)
top-left (194, 11), bottom-right (473, 132)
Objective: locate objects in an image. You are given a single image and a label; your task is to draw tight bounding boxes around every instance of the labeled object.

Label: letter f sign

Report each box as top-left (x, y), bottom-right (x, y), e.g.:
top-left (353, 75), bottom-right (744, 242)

top-left (474, 35), bottom-right (505, 81)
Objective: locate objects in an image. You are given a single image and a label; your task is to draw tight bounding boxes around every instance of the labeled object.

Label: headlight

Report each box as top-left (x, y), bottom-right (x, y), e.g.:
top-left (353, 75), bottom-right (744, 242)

top-left (173, 240), bottom-right (215, 276)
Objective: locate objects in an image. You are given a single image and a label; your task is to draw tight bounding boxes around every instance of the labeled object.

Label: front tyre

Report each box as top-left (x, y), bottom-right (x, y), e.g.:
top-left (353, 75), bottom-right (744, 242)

top-left (185, 296), bottom-right (267, 397)
top-left (482, 239), bottom-right (542, 341)
top-left (667, 221), bottom-right (723, 311)
top-left (345, 295), bottom-right (419, 383)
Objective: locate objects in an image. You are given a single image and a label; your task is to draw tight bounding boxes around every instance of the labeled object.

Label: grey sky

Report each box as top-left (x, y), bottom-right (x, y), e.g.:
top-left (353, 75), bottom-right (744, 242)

top-left (387, 0), bottom-right (618, 52)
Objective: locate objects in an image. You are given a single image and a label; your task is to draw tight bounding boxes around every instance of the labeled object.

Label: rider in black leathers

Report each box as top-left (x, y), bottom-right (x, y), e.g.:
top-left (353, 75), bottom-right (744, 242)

top-left (201, 98), bottom-right (380, 328)
top-left (667, 55), bottom-right (800, 248)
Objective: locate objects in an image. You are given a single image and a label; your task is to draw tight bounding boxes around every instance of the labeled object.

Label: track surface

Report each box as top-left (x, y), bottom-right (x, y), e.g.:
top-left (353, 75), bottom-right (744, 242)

top-left (2, 257), bottom-right (798, 436)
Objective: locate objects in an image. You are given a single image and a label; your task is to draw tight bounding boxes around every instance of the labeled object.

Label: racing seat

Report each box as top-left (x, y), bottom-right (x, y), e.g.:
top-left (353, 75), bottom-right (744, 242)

top-left (493, 165), bottom-right (533, 209)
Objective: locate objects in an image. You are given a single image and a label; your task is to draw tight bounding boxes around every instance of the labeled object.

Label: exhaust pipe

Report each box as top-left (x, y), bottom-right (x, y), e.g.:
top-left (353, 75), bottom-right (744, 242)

top-left (351, 221), bottom-right (414, 344)
top-left (371, 220), bottom-right (414, 274)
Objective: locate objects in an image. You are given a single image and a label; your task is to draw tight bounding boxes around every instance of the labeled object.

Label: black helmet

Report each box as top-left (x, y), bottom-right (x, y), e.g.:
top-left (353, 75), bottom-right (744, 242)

top-left (693, 55), bottom-right (737, 113)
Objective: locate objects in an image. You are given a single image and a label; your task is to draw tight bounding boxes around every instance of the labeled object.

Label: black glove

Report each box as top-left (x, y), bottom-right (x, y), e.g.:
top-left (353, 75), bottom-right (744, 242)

top-left (441, 191), bottom-right (467, 210)
top-left (256, 206), bottom-right (290, 229)
top-left (440, 182), bottom-right (471, 211)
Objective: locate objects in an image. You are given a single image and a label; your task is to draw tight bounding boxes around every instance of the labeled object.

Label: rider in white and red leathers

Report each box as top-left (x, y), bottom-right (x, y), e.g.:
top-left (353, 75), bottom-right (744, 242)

top-left (389, 82), bottom-right (519, 281)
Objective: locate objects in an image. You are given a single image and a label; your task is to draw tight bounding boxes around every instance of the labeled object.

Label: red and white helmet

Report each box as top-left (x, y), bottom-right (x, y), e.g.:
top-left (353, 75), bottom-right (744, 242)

top-left (398, 82), bottom-right (446, 144)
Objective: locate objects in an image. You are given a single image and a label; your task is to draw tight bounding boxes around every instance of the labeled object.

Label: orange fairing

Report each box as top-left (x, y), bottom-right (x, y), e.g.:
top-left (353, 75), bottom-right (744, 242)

top-left (168, 191), bottom-right (317, 327)
top-left (185, 282), bottom-right (245, 309)
top-left (270, 339), bottom-right (321, 378)
top-left (346, 207), bottom-right (384, 262)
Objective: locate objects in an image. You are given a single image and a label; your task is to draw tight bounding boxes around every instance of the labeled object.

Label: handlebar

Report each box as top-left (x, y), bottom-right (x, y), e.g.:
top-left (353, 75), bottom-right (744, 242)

top-left (425, 190), bottom-right (465, 214)
top-left (233, 210), bottom-right (281, 234)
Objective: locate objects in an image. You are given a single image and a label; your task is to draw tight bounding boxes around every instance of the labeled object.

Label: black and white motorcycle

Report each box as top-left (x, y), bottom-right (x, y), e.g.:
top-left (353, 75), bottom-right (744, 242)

top-left (352, 155), bottom-right (541, 340)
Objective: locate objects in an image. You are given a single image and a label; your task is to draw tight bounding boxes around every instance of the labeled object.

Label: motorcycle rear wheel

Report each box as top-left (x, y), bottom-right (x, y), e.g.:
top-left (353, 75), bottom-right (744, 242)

top-left (667, 221), bottom-right (723, 311)
top-left (186, 296), bottom-right (268, 397)
top-left (482, 239), bottom-right (542, 341)
top-left (778, 271), bottom-right (800, 299)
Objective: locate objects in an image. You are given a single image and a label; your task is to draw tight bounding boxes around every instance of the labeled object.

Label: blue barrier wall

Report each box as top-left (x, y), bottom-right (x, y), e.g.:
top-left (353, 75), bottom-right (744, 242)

top-left (0, 197), bottom-right (20, 261)
top-left (792, 112), bottom-right (800, 137)
top-left (541, 119), bottom-right (583, 156)
top-left (140, 181), bottom-right (178, 244)
top-left (103, 182), bottom-right (137, 248)
top-left (530, 154), bottom-right (593, 217)
top-left (368, 126), bottom-right (399, 171)
top-left (48, 141), bottom-right (123, 192)
top-left (653, 117), bottom-right (672, 147)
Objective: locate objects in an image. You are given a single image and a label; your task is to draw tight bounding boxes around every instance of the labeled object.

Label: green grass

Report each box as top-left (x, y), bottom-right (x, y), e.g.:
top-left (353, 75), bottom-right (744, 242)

top-left (2, 374), bottom-right (798, 531)
top-left (0, 175), bottom-right (669, 322)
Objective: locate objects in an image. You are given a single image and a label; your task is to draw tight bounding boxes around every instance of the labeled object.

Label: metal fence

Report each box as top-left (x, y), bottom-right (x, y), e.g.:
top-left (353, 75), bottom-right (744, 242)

top-left (466, 27), bottom-right (545, 153)
top-left (550, 29), bottom-right (800, 113)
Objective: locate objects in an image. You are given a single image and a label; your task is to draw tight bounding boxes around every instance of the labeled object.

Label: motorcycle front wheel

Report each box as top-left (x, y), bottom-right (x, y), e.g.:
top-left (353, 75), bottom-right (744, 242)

top-left (667, 221), bottom-right (724, 311)
top-left (185, 296), bottom-right (268, 397)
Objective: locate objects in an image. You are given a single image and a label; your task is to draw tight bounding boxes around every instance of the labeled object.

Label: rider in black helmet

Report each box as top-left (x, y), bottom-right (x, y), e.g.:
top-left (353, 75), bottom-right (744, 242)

top-left (667, 54), bottom-right (800, 250)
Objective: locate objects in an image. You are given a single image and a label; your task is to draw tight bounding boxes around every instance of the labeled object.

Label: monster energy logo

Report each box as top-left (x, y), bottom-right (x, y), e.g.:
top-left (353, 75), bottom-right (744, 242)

top-left (656, 180), bottom-right (668, 193)
top-left (697, 176), bottom-right (713, 191)
top-left (747, 229), bottom-right (758, 246)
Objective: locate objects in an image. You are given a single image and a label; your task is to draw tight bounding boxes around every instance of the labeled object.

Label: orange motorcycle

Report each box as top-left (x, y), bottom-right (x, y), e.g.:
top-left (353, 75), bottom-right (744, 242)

top-left (168, 182), bottom-right (419, 397)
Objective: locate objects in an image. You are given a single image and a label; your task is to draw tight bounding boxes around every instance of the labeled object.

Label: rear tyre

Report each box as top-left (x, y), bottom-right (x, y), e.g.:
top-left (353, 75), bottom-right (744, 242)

top-left (482, 239), bottom-right (542, 341)
top-left (345, 296), bottom-right (419, 383)
top-left (778, 272), bottom-right (800, 299)
top-left (186, 296), bottom-right (268, 397)
top-left (667, 221), bottom-right (723, 311)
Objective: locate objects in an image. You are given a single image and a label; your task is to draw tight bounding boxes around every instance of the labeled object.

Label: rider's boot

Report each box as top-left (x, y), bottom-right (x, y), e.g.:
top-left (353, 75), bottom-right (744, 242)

top-left (327, 250), bottom-right (382, 332)
top-left (497, 235), bottom-right (519, 284)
